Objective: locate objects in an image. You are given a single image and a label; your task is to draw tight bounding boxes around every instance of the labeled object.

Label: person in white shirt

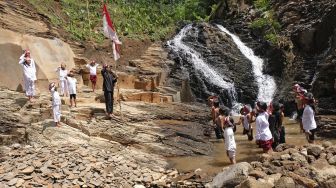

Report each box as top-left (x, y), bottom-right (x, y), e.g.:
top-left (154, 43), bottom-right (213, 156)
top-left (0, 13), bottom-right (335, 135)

top-left (66, 72), bottom-right (77, 108)
top-left (86, 60), bottom-right (99, 92)
top-left (255, 102), bottom-right (273, 153)
top-left (49, 82), bottom-right (61, 127)
top-left (236, 105), bottom-right (253, 141)
top-left (302, 93), bottom-right (317, 144)
top-left (56, 63), bottom-right (68, 96)
top-left (19, 50), bottom-right (37, 102)
top-left (219, 107), bottom-right (236, 164)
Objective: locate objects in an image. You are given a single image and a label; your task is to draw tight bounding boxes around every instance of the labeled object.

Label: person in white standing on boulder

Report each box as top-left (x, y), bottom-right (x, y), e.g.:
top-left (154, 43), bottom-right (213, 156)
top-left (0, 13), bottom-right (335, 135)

top-left (56, 63), bottom-right (69, 96)
top-left (86, 60), bottom-right (99, 92)
top-left (49, 82), bottom-right (61, 127)
top-left (19, 49), bottom-right (37, 102)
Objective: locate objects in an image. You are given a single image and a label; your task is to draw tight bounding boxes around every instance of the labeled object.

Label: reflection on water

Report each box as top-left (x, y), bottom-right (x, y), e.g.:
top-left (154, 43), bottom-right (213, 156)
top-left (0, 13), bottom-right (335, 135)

top-left (167, 117), bottom-right (331, 176)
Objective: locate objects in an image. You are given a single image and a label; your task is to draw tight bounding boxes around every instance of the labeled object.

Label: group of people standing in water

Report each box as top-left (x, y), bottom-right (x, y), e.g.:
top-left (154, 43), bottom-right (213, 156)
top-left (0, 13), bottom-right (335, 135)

top-left (18, 49), bottom-right (118, 127)
top-left (207, 84), bottom-right (318, 164)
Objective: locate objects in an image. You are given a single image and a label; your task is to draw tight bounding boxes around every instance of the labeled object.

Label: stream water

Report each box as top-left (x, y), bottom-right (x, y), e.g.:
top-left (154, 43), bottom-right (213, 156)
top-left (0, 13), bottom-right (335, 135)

top-left (168, 118), bottom-right (334, 176)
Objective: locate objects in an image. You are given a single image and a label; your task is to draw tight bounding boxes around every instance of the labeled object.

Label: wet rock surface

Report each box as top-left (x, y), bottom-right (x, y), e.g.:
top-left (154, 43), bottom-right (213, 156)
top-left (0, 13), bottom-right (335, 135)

top-left (167, 23), bottom-right (258, 107)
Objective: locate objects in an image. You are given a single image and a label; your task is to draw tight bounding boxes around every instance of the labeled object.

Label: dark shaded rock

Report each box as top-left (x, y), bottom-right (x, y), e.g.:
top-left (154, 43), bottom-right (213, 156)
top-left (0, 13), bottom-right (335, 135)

top-left (167, 23), bottom-right (258, 107)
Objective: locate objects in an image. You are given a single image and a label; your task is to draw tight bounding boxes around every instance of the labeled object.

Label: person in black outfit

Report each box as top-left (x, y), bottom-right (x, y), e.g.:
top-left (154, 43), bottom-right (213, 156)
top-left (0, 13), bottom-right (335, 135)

top-left (101, 64), bottom-right (118, 118)
top-left (268, 101), bottom-right (282, 149)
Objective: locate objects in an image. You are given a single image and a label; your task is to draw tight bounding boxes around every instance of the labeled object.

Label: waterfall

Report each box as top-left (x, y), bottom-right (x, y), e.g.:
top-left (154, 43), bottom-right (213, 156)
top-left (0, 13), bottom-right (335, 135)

top-left (217, 25), bottom-right (276, 104)
top-left (167, 25), bottom-right (240, 107)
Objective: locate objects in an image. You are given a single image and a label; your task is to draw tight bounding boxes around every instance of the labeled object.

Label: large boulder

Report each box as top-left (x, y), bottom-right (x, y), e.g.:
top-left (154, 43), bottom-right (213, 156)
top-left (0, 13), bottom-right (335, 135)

top-left (307, 145), bottom-right (324, 158)
top-left (0, 29), bottom-right (76, 92)
top-left (210, 162), bottom-right (252, 188)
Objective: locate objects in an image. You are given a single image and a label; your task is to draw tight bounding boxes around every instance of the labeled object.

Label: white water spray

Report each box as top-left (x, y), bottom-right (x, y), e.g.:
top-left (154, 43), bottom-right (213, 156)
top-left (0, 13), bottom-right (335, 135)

top-left (217, 25), bottom-right (276, 103)
top-left (167, 25), bottom-right (240, 106)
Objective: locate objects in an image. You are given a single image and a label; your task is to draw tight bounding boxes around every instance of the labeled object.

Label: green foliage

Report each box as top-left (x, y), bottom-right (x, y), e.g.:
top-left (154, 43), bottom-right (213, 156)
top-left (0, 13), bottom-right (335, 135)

top-left (254, 0), bottom-right (270, 11)
top-left (250, 18), bottom-right (268, 29)
top-left (28, 0), bottom-right (219, 42)
top-left (250, 0), bottom-right (281, 45)
top-left (265, 32), bottom-right (278, 44)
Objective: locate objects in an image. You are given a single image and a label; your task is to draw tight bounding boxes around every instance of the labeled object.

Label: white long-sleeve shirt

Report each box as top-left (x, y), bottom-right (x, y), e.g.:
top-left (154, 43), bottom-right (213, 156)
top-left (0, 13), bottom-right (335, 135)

top-left (302, 105), bottom-right (317, 131)
top-left (56, 68), bottom-right (68, 81)
top-left (52, 90), bottom-right (61, 106)
top-left (86, 64), bottom-right (99, 75)
top-left (255, 112), bottom-right (273, 141)
top-left (19, 54), bottom-right (37, 81)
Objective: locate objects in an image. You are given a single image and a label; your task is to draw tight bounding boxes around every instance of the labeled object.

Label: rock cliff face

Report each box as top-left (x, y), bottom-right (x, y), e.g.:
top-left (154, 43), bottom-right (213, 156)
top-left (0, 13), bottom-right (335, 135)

top-left (167, 23), bottom-right (258, 107)
top-left (0, 1), bottom-right (76, 92)
top-left (210, 0), bottom-right (336, 115)
top-left (271, 0), bottom-right (336, 114)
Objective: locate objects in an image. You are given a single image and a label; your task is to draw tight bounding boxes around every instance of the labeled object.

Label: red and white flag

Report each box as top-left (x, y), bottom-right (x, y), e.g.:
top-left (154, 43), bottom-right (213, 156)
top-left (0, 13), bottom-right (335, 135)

top-left (103, 3), bottom-right (121, 61)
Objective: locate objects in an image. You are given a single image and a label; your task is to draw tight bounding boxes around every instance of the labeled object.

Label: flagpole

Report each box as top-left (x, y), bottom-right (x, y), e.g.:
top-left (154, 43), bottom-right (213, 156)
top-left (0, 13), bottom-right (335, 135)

top-left (112, 42), bottom-right (122, 120)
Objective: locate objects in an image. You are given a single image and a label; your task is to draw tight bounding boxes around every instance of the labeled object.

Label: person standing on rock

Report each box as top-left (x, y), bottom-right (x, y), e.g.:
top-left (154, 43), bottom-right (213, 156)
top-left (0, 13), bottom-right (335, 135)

top-left (302, 93), bottom-right (317, 144)
top-left (255, 102), bottom-right (273, 153)
top-left (86, 60), bottom-right (99, 92)
top-left (56, 63), bottom-right (69, 97)
top-left (19, 49), bottom-right (37, 102)
top-left (49, 82), bottom-right (61, 127)
top-left (219, 107), bottom-right (236, 164)
top-left (101, 64), bottom-right (118, 118)
top-left (66, 72), bottom-right (77, 108)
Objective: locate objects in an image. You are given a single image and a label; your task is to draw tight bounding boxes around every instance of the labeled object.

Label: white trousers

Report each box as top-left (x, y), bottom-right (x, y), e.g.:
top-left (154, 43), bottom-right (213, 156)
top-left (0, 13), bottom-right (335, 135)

top-left (60, 80), bottom-right (68, 96)
top-left (53, 105), bottom-right (61, 122)
top-left (24, 77), bottom-right (35, 96)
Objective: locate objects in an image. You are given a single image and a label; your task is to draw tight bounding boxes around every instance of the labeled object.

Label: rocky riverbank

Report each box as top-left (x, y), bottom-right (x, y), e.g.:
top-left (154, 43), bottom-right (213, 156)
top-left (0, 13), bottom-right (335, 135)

top-left (209, 142), bottom-right (336, 188)
top-left (0, 143), bottom-right (210, 187)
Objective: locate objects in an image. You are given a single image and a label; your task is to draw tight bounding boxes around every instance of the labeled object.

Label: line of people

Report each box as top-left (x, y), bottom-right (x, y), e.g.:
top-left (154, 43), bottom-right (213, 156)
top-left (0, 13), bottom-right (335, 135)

top-left (19, 50), bottom-right (118, 127)
top-left (207, 88), bottom-right (317, 164)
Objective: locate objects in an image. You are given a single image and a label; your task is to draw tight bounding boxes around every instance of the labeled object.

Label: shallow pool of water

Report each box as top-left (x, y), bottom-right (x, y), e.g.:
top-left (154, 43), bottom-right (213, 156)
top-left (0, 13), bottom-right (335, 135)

top-left (167, 117), bottom-right (333, 176)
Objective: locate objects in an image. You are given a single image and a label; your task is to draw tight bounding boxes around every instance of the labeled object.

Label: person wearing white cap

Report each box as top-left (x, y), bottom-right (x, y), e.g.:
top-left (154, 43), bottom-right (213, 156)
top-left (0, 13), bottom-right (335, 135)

top-left (49, 82), bottom-right (61, 127)
top-left (19, 49), bottom-right (37, 102)
top-left (56, 63), bottom-right (69, 96)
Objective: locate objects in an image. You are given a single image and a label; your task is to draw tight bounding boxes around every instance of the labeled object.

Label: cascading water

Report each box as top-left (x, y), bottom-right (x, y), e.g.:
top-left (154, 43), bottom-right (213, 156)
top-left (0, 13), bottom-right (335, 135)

top-left (217, 25), bottom-right (276, 104)
top-left (167, 25), bottom-right (240, 107)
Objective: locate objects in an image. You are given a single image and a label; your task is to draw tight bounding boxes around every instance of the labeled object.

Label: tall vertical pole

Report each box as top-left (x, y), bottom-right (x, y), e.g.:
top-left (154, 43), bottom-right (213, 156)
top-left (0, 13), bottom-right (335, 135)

top-left (86, 0), bottom-right (91, 40)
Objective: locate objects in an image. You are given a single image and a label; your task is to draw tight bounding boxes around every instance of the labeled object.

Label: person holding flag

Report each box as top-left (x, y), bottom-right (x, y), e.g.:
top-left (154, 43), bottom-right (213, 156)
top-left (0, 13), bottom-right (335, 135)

top-left (102, 2), bottom-right (122, 118)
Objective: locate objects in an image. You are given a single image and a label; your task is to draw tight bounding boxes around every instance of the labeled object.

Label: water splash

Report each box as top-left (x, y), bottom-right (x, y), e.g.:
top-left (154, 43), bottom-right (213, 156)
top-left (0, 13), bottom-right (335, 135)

top-left (217, 25), bottom-right (276, 104)
top-left (167, 25), bottom-right (240, 107)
